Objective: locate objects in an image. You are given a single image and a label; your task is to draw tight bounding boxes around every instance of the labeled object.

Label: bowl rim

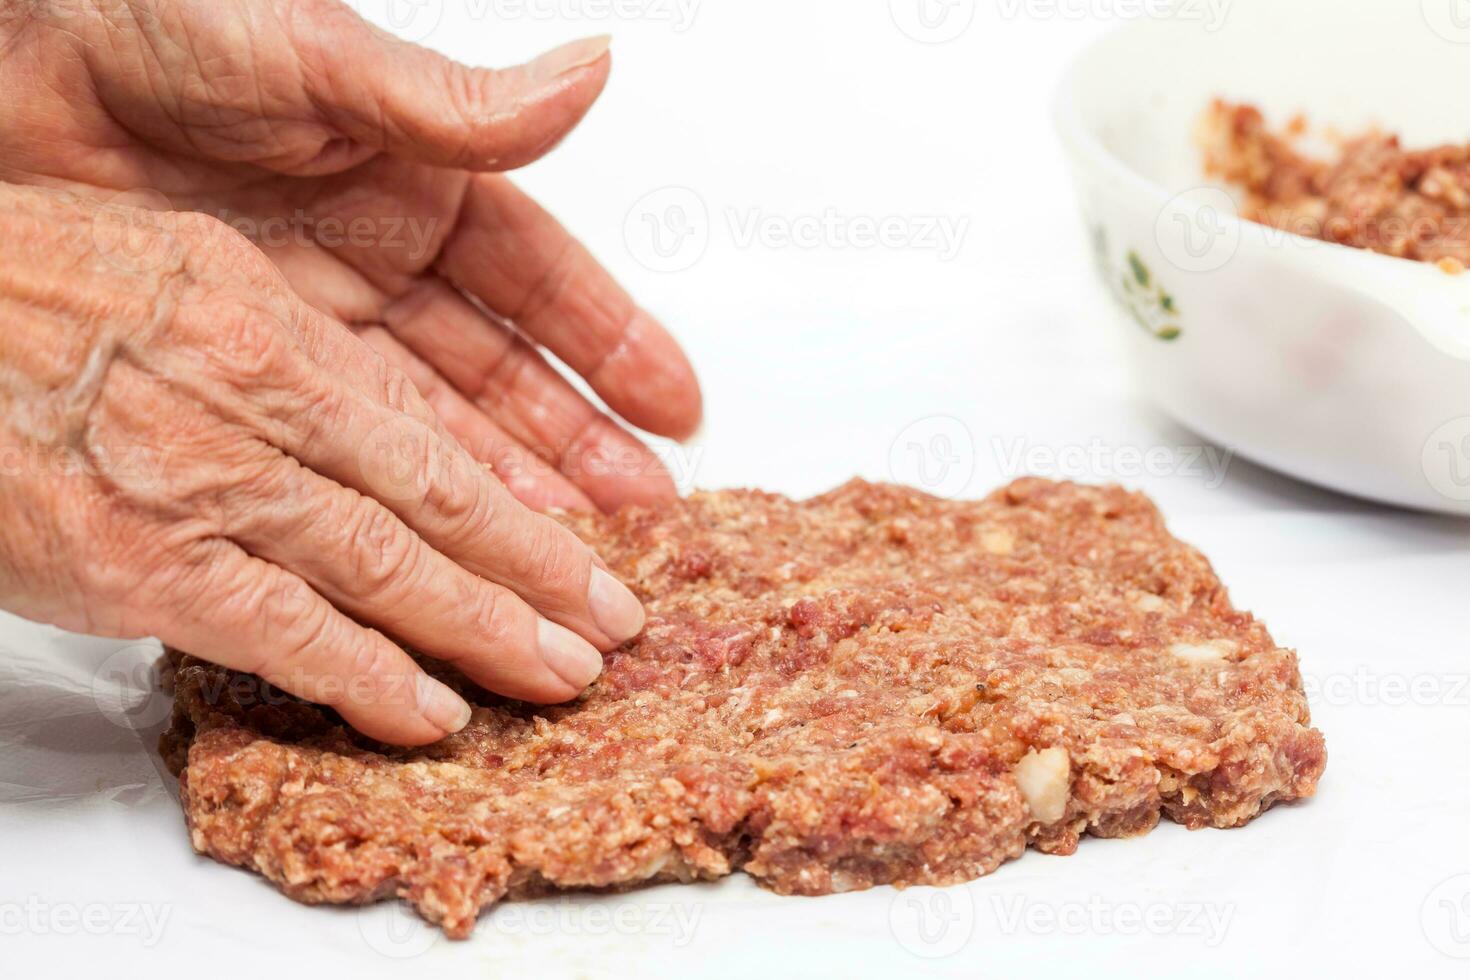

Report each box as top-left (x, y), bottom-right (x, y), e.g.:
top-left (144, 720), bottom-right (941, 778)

top-left (1051, 22), bottom-right (1470, 363)
top-left (1049, 25), bottom-right (1462, 276)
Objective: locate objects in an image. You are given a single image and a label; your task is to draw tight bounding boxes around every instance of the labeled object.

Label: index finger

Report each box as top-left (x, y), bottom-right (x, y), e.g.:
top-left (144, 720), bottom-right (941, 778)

top-left (435, 175), bottom-right (703, 440)
top-left (236, 305), bottom-right (648, 652)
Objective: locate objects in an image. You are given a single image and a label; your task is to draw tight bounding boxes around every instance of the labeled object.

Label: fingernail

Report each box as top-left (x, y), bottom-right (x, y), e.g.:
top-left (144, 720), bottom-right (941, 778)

top-left (588, 567), bottom-right (646, 643)
top-left (415, 673), bottom-right (472, 735)
top-left (527, 34), bottom-right (611, 85)
top-left (539, 619), bottom-right (603, 689)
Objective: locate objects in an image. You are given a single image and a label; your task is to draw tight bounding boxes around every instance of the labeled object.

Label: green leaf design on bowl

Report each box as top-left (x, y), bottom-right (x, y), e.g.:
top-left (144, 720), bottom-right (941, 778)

top-left (1090, 227), bottom-right (1184, 341)
top-left (1127, 251), bottom-right (1151, 288)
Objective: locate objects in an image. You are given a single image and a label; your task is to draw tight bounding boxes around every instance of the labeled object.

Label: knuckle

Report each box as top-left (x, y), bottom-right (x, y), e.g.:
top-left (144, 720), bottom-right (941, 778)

top-left (135, 536), bottom-right (226, 611)
top-left (523, 520), bottom-right (587, 599)
top-left (224, 448), bottom-right (294, 499)
top-left (360, 336), bottom-right (440, 428)
top-left (342, 632), bottom-right (400, 694)
top-left (424, 454), bottom-right (495, 530)
top-left (260, 570), bottom-right (323, 640)
top-left (465, 585), bottom-right (519, 652)
top-left (442, 61), bottom-right (498, 131)
top-left (292, 382), bottom-right (350, 447)
top-left (344, 501), bottom-right (420, 600)
top-left (271, 587), bottom-right (338, 678)
top-left (212, 313), bottom-right (296, 387)
top-left (513, 241), bottom-right (579, 326)
top-left (377, 363), bottom-right (433, 422)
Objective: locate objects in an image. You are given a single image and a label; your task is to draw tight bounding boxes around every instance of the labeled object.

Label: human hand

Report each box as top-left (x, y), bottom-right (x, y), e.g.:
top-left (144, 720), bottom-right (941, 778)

top-left (0, 0), bottom-right (701, 511)
top-left (0, 183), bottom-right (651, 744)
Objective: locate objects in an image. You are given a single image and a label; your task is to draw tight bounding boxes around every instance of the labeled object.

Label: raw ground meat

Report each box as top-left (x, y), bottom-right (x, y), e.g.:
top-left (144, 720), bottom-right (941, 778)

top-left (1200, 98), bottom-right (1470, 267)
top-left (161, 478), bottom-right (1326, 938)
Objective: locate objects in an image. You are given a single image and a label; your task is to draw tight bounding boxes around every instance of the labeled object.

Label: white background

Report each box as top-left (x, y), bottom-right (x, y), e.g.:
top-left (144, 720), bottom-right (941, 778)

top-left (6, 1), bottom-right (1470, 977)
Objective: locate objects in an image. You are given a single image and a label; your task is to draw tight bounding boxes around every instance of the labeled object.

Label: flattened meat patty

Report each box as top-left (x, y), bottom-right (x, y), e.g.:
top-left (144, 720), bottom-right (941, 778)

top-left (161, 478), bottom-right (1326, 938)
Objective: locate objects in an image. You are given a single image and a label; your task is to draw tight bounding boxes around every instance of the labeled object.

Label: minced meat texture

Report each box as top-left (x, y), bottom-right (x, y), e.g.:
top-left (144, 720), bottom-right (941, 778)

top-left (161, 478), bottom-right (1326, 938)
top-left (1200, 98), bottom-right (1470, 266)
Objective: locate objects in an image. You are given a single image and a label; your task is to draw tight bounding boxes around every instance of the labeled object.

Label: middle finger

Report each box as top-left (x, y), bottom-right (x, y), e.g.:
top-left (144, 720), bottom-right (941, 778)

top-left (184, 303), bottom-right (646, 652)
top-left (380, 278), bottom-right (677, 510)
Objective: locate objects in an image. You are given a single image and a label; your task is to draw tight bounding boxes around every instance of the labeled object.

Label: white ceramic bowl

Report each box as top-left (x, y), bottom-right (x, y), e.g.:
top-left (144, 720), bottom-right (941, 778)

top-left (1056, 0), bottom-right (1470, 514)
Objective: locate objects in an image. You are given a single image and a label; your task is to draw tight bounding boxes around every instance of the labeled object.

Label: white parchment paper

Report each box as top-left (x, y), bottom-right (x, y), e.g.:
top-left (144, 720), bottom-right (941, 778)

top-left (6, 3), bottom-right (1470, 976)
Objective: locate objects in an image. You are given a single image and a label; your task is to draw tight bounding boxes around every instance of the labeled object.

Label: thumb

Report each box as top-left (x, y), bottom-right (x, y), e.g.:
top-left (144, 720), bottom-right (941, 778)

top-left (296, 12), bottom-right (611, 171)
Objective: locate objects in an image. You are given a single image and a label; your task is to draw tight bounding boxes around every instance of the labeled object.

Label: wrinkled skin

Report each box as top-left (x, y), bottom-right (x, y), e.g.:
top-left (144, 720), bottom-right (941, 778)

top-left (0, 0), bottom-right (704, 744)
top-left (0, 0), bottom-right (703, 509)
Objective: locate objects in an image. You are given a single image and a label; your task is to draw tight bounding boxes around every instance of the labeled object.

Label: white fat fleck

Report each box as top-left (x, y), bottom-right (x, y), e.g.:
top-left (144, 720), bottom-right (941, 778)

top-left (1014, 747), bottom-right (1070, 823)
top-left (1170, 640), bottom-right (1238, 665)
top-left (981, 529), bottom-right (1015, 556)
top-left (638, 852), bottom-right (672, 877)
top-left (1134, 593), bottom-right (1167, 612)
